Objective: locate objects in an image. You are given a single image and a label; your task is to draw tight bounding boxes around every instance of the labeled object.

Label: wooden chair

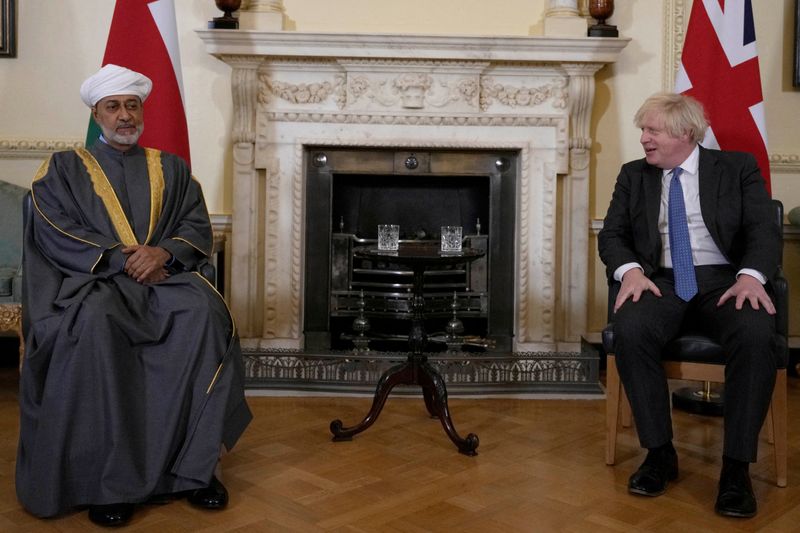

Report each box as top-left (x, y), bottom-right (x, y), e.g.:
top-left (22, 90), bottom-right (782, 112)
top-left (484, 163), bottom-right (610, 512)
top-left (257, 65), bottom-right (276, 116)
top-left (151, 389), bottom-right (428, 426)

top-left (602, 199), bottom-right (788, 488)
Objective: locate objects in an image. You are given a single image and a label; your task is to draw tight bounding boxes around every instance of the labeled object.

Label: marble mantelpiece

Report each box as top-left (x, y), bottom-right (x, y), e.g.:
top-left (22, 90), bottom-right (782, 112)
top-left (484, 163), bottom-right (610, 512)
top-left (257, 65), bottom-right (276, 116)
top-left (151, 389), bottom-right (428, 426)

top-left (198, 30), bottom-right (629, 356)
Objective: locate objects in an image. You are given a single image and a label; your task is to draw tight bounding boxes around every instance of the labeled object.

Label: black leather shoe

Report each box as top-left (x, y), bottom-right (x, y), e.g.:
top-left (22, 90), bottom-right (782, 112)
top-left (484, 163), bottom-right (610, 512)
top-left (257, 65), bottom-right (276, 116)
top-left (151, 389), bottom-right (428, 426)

top-left (628, 447), bottom-right (679, 496)
top-left (715, 463), bottom-right (757, 518)
top-left (188, 475), bottom-right (228, 510)
top-left (88, 503), bottom-right (135, 527)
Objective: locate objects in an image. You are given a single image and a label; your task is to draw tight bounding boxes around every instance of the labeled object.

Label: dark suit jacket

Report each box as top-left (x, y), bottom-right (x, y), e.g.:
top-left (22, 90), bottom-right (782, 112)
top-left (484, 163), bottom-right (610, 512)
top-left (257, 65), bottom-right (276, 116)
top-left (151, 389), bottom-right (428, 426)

top-left (598, 146), bottom-right (780, 285)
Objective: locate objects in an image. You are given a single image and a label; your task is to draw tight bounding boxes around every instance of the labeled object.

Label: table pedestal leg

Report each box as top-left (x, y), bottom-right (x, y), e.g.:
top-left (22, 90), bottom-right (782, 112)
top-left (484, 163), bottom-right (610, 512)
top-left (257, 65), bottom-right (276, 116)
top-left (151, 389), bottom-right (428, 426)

top-left (422, 386), bottom-right (437, 418)
top-left (418, 360), bottom-right (479, 456)
top-left (330, 257), bottom-right (479, 455)
top-left (330, 355), bottom-right (479, 455)
top-left (330, 360), bottom-right (412, 441)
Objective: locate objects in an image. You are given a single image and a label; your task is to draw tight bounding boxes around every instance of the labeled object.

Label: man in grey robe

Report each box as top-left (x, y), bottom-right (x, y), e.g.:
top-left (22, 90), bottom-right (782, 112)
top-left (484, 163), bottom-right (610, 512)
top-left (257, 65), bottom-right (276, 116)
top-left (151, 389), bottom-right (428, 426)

top-left (16, 64), bottom-right (252, 526)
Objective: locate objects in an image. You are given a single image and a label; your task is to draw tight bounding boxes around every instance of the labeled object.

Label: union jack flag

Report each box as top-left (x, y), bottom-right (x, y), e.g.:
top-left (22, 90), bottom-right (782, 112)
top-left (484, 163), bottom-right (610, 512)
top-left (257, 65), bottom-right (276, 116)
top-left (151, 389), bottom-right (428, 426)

top-left (675, 0), bottom-right (770, 192)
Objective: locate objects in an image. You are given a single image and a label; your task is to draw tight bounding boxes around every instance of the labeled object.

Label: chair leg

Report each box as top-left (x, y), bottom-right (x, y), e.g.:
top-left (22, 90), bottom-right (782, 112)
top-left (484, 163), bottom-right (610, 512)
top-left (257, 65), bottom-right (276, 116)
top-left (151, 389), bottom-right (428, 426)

top-left (766, 404), bottom-right (775, 444)
top-left (772, 368), bottom-right (788, 488)
top-left (621, 393), bottom-right (633, 428)
top-left (606, 354), bottom-right (622, 465)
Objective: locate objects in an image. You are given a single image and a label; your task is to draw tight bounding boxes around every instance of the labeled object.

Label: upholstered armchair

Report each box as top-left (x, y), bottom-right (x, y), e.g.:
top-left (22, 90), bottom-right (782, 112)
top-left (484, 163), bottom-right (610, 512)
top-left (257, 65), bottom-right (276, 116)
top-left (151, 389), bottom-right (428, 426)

top-left (0, 180), bottom-right (27, 363)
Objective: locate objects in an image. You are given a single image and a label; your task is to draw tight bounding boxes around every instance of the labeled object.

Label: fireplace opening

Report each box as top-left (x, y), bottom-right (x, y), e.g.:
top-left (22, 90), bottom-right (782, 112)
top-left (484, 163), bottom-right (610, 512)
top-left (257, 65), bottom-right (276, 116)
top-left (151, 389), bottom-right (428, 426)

top-left (331, 174), bottom-right (490, 241)
top-left (304, 148), bottom-right (517, 353)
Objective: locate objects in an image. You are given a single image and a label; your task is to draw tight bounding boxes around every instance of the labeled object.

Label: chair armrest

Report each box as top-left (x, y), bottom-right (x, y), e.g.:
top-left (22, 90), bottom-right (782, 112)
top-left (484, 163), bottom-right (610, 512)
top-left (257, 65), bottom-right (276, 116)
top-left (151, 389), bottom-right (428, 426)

top-left (602, 281), bottom-right (620, 353)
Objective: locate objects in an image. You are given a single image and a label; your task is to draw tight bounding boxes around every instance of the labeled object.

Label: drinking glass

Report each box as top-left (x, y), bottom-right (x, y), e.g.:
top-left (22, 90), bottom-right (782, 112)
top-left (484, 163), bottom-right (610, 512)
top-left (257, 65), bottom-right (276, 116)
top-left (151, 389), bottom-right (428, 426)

top-left (377, 224), bottom-right (400, 251)
top-left (440, 226), bottom-right (462, 252)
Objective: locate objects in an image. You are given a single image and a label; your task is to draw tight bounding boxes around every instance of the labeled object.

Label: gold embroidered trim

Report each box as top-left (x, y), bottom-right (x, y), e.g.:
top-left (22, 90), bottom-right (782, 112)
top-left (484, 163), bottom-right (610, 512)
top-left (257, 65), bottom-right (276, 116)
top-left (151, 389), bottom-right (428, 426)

top-left (194, 271), bottom-right (236, 336)
top-left (30, 188), bottom-right (102, 248)
top-left (144, 148), bottom-right (164, 245)
top-left (90, 252), bottom-right (105, 273)
top-left (32, 155), bottom-right (52, 183)
top-left (75, 147), bottom-right (138, 247)
top-left (194, 271), bottom-right (236, 394)
top-left (206, 363), bottom-right (224, 395)
top-left (172, 236), bottom-right (210, 257)
top-left (31, 157), bottom-right (102, 248)
top-left (89, 243), bottom-right (120, 273)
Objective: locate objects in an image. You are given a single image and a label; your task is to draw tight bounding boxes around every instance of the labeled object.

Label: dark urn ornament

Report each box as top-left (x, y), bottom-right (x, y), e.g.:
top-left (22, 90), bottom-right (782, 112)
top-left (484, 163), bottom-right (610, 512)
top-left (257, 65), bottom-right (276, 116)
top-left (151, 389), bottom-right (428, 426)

top-left (588, 0), bottom-right (619, 37)
top-left (209, 0), bottom-right (241, 29)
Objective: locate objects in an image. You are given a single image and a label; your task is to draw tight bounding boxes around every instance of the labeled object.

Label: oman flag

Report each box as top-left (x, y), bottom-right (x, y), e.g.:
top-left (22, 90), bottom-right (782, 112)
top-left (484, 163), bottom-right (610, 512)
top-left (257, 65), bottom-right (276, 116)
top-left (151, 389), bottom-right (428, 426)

top-left (675, 0), bottom-right (770, 192)
top-left (86, 0), bottom-right (191, 167)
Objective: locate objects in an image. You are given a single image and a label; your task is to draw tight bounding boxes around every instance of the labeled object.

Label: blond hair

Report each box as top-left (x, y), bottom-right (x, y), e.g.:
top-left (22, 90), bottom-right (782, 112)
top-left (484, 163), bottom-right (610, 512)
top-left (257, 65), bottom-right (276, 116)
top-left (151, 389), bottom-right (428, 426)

top-left (633, 92), bottom-right (708, 143)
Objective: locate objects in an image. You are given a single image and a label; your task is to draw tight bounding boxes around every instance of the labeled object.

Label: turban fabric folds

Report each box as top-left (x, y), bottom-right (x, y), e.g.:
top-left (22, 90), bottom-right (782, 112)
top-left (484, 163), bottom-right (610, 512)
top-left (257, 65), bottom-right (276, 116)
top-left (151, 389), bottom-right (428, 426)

top-left (80, 64), bottom-right (153, 107)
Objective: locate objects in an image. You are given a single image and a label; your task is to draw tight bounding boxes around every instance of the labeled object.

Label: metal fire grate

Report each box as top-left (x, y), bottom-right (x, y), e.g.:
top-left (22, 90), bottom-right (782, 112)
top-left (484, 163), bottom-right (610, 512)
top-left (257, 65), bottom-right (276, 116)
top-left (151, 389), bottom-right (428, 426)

top-left (330, 234), bottom-right (488, 319)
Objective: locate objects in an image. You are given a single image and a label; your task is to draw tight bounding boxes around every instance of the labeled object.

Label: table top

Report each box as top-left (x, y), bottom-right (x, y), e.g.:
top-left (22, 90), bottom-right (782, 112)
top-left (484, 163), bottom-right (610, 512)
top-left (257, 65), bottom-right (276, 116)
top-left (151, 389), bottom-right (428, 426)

top-left (354, 242), bottom-right (485, 266)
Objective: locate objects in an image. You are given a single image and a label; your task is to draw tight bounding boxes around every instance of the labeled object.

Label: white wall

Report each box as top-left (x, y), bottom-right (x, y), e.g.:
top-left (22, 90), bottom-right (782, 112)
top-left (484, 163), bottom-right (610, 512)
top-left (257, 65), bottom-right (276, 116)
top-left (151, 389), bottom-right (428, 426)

top-left (0, 1), bottom-right (232, 211)
top-left (1, 1), bottom-right (796, 214)
top-left (0, 0), bottom-right (548, 213)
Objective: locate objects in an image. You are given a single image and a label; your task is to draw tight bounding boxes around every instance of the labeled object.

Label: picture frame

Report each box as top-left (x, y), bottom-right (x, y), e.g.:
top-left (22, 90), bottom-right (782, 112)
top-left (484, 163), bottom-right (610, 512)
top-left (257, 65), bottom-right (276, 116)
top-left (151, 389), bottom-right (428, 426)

top-left (0, 0), bottom-right (16, 58)
top-left (795, 0), bottom-right (800, 86)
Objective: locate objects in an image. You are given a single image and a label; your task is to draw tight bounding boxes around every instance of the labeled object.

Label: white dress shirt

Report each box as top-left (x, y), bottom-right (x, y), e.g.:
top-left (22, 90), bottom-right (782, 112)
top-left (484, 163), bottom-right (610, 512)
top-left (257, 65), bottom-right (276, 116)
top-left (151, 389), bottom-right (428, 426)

top-left (614, 145), bottom-right (766, 284)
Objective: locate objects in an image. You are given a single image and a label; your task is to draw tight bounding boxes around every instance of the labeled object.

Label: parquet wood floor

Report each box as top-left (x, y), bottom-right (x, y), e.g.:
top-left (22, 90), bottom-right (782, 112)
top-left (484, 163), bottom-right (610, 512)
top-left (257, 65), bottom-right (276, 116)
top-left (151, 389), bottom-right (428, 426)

top-left (0, 364), bottom-right (798, 532)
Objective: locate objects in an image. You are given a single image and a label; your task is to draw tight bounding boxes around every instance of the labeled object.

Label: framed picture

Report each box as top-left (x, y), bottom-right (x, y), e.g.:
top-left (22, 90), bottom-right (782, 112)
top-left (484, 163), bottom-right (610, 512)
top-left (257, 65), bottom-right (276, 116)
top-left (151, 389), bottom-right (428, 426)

top-left (0, 0), bottom-right (16, 58)
top-left (795, 0), bottom-right (800, 86)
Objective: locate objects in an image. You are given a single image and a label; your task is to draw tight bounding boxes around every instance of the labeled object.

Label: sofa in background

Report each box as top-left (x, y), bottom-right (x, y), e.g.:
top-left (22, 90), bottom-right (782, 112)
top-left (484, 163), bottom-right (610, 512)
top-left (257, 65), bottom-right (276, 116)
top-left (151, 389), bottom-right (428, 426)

top-left (0, 180), bottom-right (27, 365)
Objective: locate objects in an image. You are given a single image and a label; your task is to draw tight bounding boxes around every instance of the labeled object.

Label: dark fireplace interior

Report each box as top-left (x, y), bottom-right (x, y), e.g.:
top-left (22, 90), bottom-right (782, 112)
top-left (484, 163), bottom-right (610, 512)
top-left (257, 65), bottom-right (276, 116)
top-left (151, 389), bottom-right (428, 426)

top-left (304, 148), bottom-right (517, 353)
top-left (332, 174), bottom-right (489, 241)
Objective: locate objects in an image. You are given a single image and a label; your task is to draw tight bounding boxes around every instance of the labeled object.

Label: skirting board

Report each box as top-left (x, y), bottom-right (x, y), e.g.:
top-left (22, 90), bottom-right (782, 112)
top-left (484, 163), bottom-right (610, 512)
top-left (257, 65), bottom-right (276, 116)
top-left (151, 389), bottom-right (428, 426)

top-left (242, 338), bottom-right (602, 396)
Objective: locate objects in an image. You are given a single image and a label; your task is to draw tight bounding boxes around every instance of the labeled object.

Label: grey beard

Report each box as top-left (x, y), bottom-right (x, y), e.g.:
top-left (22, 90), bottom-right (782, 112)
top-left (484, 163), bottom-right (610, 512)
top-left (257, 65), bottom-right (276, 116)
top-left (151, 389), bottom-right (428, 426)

top-left (101, 123), bottom-right (144, 147)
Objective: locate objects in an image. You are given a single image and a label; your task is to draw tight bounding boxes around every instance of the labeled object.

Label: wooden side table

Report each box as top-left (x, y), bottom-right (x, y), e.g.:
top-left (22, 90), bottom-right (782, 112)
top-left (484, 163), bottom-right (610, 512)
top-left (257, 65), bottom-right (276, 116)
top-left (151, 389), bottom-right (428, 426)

top-left (330, 243), bottom-right (484, 455)
top-left (0, 303), bottom-right (23, 369)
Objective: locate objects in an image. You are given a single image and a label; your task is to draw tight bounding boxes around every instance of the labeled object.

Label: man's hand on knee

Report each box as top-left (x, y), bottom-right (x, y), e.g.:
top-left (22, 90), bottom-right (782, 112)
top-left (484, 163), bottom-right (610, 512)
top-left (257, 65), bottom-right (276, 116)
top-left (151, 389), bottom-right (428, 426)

top-left (615, 268), bottom-right (662, 313)
top-left (122, 245), bottom-right (171, 284)
top-left (717, 273), bottom-right (776, 314)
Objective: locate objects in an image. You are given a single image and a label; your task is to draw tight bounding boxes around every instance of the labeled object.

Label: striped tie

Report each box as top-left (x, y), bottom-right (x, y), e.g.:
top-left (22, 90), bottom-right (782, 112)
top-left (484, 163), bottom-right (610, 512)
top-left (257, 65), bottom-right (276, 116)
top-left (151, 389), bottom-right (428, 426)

top-left (668, 168), bottom-right (698, 301)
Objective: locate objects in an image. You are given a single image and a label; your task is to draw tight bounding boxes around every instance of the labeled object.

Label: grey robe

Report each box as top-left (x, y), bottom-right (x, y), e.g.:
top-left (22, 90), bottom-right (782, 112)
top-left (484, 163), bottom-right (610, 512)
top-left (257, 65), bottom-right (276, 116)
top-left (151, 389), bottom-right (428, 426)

top-left (16, 141), bottom-right (252, 517)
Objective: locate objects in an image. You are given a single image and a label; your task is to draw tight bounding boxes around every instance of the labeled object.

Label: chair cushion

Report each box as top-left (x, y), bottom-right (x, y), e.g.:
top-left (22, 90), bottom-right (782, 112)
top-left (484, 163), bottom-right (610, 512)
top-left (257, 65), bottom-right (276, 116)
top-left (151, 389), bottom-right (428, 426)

top-left (662, 335), bottom-right (725, 364)
top-left (0, 181), bottom-right (27, 269)
top-left (603, 324), bottom-right (725, 363)
top-left (603, 326), bottom-right (787, 369)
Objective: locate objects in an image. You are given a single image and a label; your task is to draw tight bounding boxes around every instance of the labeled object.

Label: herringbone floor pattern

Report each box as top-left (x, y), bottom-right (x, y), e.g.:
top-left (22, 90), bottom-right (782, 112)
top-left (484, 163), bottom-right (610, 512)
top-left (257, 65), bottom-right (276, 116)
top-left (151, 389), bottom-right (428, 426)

top-left (0, 364), bottom-right (798, 531)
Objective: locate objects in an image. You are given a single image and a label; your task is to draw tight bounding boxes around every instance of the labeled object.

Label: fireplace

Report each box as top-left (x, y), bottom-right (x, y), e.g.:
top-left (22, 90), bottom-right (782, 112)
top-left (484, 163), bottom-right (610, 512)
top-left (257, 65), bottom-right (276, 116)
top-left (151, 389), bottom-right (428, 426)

top-left (198, 30), bottom-right (628, 392)
top-left (304, 147), bottom-right (517, 353)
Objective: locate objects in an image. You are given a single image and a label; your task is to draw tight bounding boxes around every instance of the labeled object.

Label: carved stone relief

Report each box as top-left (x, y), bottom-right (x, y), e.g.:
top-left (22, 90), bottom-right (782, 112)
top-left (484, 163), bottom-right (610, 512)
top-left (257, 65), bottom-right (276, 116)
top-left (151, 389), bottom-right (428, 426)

top-left (346, 72), bottom-right (480, 110)
top-left (0, 304), bottom-right (23, 367)
top-left (255, 59), bottom-right (569, 116)
top-left (480, 76), bottom-right (568, 111)
top-left (0, 138), bottom-right (83, 159)
top-left (259, 74), bottom-right (346, 108)
top-left (663, 0), bottom-right (687, 90)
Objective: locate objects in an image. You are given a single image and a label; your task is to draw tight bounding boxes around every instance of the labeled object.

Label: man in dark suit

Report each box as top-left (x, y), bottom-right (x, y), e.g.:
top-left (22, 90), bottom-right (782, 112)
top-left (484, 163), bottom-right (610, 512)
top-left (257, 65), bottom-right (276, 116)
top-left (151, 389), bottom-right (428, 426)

top-left (598, 92), bottom-right (780, 518)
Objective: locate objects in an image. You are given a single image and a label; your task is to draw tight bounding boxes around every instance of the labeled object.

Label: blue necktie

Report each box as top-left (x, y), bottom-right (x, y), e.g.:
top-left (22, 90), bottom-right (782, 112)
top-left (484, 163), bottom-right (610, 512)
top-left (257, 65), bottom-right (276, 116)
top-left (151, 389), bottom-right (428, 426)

top-left (668, 167), bottom-right (697, 301)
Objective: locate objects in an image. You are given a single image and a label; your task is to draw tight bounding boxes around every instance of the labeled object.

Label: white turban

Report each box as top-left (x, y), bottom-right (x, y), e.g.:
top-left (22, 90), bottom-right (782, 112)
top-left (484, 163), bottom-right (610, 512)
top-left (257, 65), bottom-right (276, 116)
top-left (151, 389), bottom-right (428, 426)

top-left (80, 64), bottom-right (153, 107)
